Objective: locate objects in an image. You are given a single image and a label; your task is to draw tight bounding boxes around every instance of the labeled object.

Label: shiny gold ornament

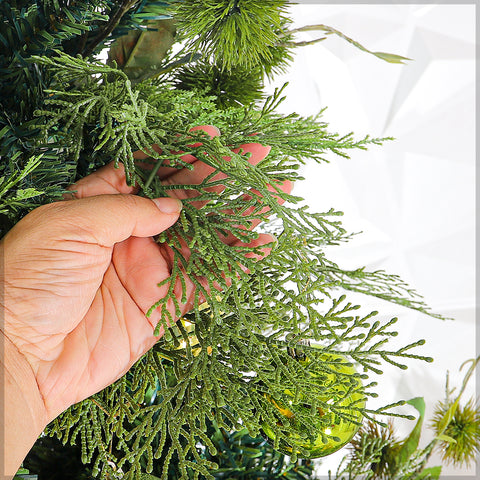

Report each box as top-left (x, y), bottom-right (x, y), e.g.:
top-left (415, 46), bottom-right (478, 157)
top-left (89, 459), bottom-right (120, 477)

top-left (158, 300), bottom-right (215, 359)
top-left (261, 351), bottom-right (365, 458)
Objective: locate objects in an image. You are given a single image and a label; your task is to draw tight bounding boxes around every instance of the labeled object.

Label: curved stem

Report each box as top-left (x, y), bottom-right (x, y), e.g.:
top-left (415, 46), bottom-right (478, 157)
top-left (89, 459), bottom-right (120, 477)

top-left (83, 0), bottom-right (137, 57)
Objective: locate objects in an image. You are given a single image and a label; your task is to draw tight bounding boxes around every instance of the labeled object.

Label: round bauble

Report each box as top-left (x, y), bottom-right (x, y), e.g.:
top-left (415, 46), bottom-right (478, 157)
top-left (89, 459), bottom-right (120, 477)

top-left (261, 351), bottom-right (365, 458)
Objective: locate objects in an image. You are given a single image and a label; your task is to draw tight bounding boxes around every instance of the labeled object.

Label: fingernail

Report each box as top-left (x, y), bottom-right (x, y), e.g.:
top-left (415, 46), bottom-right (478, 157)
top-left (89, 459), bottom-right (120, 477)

top-left (152, 197), bottom-right (183, 214)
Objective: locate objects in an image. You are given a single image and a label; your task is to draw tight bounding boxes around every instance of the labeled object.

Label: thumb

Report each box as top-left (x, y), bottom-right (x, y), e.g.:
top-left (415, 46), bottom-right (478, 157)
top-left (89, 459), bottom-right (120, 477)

top-left (46, 194), bottom-right (182, 247)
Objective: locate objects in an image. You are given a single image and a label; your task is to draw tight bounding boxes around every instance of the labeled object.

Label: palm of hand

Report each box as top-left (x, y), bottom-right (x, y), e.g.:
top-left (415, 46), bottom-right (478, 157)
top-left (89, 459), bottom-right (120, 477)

top-left (3, 127), bottom-right (289, 421)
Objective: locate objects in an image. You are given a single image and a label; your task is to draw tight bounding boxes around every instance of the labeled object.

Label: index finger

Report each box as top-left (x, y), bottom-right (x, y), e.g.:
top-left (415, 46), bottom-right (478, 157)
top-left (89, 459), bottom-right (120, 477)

top-left (133, 125), bottom-right (221, 179)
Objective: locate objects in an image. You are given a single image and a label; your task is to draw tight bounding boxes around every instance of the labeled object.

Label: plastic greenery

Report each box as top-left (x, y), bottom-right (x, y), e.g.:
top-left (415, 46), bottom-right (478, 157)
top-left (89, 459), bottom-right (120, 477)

top-left (1, 1), bottom-right (445, 479)
top-left (169, 0), bottom-right (291, 72)
top-left (276, 24), bottom-right (411, 64)
top-left (23, 360), bottom-right (480, 479)
top-left (429, 358), bottom-right (480, 468)
top-left (174, 61), bottom-right (265, 108)
top-left (331, 357), bottom-right (480, 480)
top-left (431, 399), bottom-right (480, 467)
top-left (28, 51), bottom-right (434, 478)
top-left (24, 375), bottom-right (314, 480)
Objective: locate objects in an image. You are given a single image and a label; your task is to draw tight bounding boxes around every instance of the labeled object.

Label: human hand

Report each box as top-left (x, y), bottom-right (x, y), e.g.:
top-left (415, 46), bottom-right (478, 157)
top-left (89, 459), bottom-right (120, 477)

top-left (1, 126), bottom-right (291, 474)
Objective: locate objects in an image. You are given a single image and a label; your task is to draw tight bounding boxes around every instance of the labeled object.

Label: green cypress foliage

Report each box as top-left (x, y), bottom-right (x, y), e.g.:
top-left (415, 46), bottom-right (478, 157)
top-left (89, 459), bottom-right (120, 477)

top-left (2, 1), bottom-right (444, 479)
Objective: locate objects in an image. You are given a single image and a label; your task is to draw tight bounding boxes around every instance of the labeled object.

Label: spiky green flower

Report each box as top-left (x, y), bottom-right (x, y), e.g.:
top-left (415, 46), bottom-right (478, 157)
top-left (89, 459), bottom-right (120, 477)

top-left (431, 398), bottom-right (480, 467)
top-left (174, 62), bottom-right (264, 108)
top-left (170, 0), bottom-right (290, 71)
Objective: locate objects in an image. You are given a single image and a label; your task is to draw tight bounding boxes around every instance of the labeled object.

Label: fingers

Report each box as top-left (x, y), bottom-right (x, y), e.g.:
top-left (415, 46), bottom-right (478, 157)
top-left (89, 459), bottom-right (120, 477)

top-left (229, 233), bottom-right (277, 273)
top-left (133, 125), bottom-right (221, 179)
top-left (65, 161), bottom-right (138, 199)
top-left (160, 139), bottom-right (291, 245)
top-left (112, 237), bottom-right (196, 330)
top-left (65, 126), bottom-right (272, 211)
top-left (47, 194), bottom-right (182, 247)
top-left (62, 127), bottom-right (289, 250)
top-left (163, 143), bottom-right (272, 208)
top-left (216, 179), bottom-right (293, 245)
top-left (112, 230), bottom-right (276, 333)
top-left (66, 126), bottom-right (221, 200)
top-left (192, 232), bottom-right (277, 300)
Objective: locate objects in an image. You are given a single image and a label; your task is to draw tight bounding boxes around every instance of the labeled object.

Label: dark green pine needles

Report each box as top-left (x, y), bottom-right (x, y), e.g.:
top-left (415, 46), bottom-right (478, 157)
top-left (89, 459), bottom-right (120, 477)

top-left (170, 0), bottom-right (292, 73)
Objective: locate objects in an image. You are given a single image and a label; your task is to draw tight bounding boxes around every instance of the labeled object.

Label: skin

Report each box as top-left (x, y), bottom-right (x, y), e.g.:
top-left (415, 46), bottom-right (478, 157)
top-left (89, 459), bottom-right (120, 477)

top-left (0, 126), bottom-right (292, 477)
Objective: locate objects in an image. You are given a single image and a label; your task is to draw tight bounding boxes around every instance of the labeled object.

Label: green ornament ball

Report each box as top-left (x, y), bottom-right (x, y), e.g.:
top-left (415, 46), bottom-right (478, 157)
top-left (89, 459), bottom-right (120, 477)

top-left (260, 351), bottom-right (365, 458)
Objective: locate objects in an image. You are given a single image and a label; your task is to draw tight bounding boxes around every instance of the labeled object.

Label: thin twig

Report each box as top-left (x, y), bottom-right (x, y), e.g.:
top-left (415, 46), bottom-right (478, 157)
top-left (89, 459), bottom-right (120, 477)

top-left (277, 37), bottom-right (327, 48)
top-left (83, 0), bottom-right (137, 57)
top-left (89, 397), bottom-right (111, 416)
top-left (278, 24), bottom-right (333, 38)
top-left (278, 23), bottom-right (410, 64)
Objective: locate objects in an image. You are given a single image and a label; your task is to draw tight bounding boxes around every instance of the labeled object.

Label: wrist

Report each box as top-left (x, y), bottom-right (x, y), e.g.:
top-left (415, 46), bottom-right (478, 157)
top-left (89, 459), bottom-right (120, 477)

top-left (1, 330), bottom-right (49, 477)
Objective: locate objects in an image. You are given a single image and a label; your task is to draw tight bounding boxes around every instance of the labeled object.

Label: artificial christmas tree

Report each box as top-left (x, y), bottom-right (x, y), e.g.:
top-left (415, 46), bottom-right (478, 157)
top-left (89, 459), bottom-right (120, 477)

top-left (2, 2), bottom-right (475, 479)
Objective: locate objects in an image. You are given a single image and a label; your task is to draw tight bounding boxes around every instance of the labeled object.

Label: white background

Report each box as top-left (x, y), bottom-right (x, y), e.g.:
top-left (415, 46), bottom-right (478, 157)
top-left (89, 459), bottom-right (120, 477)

top-left (266, 4), bottom-right (476, 477)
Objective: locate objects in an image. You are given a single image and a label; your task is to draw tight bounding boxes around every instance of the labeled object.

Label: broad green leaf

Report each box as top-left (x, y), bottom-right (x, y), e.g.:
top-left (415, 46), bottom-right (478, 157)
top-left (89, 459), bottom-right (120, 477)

top-left (435, 433), bottom-right (457, 443)
top-left (396, 397), bottom-right (426, 467)
top-left (436, 399), bottom-right (459, 433)
top-left (372, 51), bottom-right (411, 64)
top-left (108, 19), bottom-right (176, 82)
top-left (413, 465), bottom-right (442, 480)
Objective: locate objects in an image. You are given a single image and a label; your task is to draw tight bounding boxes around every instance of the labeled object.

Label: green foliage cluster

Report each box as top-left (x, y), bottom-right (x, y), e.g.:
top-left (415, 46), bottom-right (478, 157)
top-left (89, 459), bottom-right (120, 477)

top-left (331, 358), bottom-right (480, 480)
top-left (166, 0), bottom-right (294, 105)
top-left (198, 421), bottom-right (315, 480)
top-left (24, 402), bottom-right (314, 480)
top-left (429, 359), bottom-right (480, 469)
top-left (28, 51), bottom-right (433, 478)
top-left (170, 0), bottom-right (291, 73)
top-left (0, 0), bottom-right (172, 232)
top-left (1, 1), bottom-right (448, 479)
top-left (431, 399), bottom-right (480, 467)
top-left (173, 61), bottom-right (265, 108)
top-left (23, 358), bottom-right (480, 480)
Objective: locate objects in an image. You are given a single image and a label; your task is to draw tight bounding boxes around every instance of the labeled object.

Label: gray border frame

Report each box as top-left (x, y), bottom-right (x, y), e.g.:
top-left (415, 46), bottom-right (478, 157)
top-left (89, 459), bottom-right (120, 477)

top-left (299, 0), bottom-right (475, 4)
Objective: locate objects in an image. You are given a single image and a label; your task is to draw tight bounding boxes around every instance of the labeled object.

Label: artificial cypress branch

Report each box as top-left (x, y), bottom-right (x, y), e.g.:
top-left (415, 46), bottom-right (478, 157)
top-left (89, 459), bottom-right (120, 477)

top-left (2, 2), bottom-right (448, 479)
top-left (27, 56), bottom-right (440, 478)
